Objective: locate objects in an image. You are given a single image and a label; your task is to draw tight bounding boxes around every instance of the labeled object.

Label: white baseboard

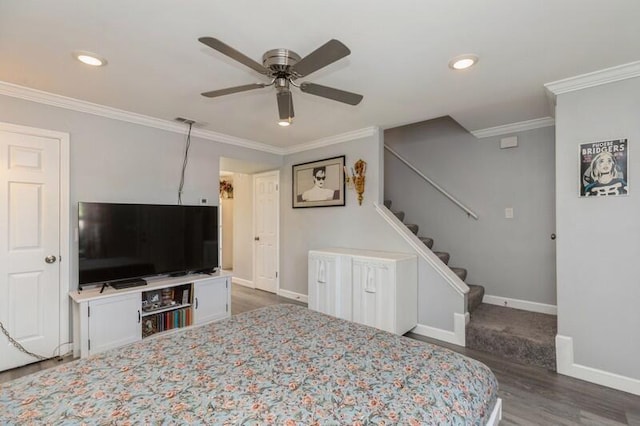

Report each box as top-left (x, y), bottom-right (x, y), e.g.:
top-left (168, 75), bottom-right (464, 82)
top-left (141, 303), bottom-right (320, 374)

top-left (483, 294), bottom-right (557, 315)
top-left (411, 312), bottom-right (467, 346)
top-left (278, 289), bottom-right (308, 304)
top-left (556, 335), bottom-right (640, 396)
top-left (232, 277), bottom-right (254, 288)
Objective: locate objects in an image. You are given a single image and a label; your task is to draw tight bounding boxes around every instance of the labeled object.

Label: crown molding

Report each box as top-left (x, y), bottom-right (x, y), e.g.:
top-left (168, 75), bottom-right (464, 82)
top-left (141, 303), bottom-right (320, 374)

top-left (0, 81), bottom-right (284, 155)
top-left (283, 126), bottom-right (379, 155)
top-left (544, 61), bottom-right (640, 97)
top-left (471, 117), bottom-right (555, 139)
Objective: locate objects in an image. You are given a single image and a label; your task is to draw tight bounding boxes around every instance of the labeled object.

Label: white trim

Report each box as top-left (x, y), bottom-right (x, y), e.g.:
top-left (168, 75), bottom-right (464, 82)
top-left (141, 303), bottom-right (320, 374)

top-left (411, 312), bottom-right (467, 347)
top-left (283, 127), bottom-right (379, 154)
top-left (277, 289), bottom-right (308, 304)
top-left (545, 60), bottom-right (640, 96)
top-left (483, 294), bottom-right (557, 315)
top-left (556, 335), bottom-right (640, 396)
top-left (0, 81), bottom-right (282, 155)
top-left (486, 398), bottom-right (503, 426)
top-left (374, 202), bottom-right (469, 296)
top-left (231, 277), bottom-right (254, 288)
top-left (0, 122), bottom-right (71, 359)
top-left (471, 117), bottom-right (555, 139)
top-left (0, 81), bottom-right (384, 156)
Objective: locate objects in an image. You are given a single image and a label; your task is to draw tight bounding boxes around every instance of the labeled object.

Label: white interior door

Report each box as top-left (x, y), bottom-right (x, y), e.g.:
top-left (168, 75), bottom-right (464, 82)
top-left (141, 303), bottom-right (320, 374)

top-left (0, 123), bottom-right (68, 371)
top-left (253, 171), bottom-right (279, 293)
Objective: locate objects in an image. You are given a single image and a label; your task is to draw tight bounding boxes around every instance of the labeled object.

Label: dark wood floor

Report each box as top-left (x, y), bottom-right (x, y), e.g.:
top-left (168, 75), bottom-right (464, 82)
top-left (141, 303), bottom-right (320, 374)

top-left (2, 284), bottom-right (639, 425)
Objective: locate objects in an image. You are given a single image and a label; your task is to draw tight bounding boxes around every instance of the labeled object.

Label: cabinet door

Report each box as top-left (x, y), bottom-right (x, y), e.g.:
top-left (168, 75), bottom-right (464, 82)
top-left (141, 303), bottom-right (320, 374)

top-left (308, 254), bottom-right (337, 316)
top-left (308, 253), bottom-right (351, 320)
top-left (193, 276), bottom-right (229, 325)
top-left (88, 293), bottom-right (141, 356)
top-left (352, 259), bottom-right (395, 333)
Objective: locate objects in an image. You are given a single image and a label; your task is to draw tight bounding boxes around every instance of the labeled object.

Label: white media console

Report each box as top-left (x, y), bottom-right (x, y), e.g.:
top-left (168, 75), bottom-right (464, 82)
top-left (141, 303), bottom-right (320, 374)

top-left (69, 271), bottom-right (231, 358)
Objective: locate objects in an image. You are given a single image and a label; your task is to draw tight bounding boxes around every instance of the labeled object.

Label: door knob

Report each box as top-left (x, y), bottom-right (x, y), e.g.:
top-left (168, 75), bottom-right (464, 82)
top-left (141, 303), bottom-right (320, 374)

top-left (45, 255), bottom-right (57, 264)
top-left (550, 233), bottom-right (556, 240)
top-left (254, 236), bottom-right (260, 241)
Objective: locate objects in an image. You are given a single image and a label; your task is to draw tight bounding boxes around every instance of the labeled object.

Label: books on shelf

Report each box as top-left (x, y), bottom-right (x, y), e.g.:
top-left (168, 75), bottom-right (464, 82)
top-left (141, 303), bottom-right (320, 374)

top-left (141, 307), bottom-right (192, 338)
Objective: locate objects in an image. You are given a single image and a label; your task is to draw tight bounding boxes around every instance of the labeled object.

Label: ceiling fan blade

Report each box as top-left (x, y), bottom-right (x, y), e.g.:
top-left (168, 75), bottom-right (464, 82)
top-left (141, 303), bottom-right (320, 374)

top-left (291, 39), bottom-right (351, 77)
top-left (198, 37), bottom-right (268, 75)
top-left (277, 90), bottom-right (294, 120)
top-left (201, 83), bottom-right (266, 98)
top-left (300, 82), bottom-right (363, 105)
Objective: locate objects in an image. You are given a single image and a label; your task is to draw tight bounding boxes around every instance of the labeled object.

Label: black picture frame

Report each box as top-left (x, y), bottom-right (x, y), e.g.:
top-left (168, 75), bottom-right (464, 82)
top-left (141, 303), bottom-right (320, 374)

top-left (292, 156), bottom-right (346, 208)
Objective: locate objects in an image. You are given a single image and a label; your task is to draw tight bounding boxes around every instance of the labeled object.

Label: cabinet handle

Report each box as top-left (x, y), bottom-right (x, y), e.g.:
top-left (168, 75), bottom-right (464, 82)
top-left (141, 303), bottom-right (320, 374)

top-left (364, 288), bottom-right (376, 294)
top-left (195, 297), bottom-right (198, 309)
top-left (138, 310), bottom-right (141, 323)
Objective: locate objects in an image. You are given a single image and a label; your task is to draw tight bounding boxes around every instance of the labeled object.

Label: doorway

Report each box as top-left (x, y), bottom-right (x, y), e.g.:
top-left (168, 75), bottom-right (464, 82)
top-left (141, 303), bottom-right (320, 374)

top-left (219, 158), bottom-right (280, 294)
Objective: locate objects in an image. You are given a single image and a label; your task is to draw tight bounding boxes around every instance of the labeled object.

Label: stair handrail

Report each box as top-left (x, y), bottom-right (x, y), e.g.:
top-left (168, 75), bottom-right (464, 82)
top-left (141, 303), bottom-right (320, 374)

top-left (384, 144), bottom-right (479, 220)
top-left (374, 203), bottom-right (469, 297)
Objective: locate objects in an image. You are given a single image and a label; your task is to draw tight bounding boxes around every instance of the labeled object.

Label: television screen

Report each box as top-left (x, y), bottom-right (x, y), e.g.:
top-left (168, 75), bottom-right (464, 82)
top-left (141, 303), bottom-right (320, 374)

top-left (78, 202), bottom-right (218, 287)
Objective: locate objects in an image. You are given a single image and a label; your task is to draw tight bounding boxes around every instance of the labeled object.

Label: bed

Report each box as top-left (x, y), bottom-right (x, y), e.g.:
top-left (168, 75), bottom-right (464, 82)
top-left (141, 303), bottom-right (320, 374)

top-left (0, 304), bottom-right (501, 424)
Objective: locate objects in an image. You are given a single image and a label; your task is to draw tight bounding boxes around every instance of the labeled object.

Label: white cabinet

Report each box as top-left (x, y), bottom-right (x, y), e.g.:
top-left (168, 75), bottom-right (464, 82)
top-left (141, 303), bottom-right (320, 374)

top-left (308, 248), bottom-right (417, 335)
top-left (308, 252), bottom-right (351, 321)
top-left (87, 293), bottom-right (141, 355)
top-left (193, 275), bottom-right (231, 325)
top-left (70, 272), bottom-right (231, 358)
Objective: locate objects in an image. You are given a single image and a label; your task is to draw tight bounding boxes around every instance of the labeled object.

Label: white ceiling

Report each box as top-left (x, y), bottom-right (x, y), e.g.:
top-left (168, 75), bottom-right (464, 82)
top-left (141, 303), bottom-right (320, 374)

top-left (1, 1), bottom-right (639, 149)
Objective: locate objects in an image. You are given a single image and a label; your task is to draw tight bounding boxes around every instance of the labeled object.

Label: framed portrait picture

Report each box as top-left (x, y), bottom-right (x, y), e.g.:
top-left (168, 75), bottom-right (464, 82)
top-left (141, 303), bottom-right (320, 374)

top-left (579, 139), bottom-right (628, 197)
top-left (292, 155), bottom-right (346, 208)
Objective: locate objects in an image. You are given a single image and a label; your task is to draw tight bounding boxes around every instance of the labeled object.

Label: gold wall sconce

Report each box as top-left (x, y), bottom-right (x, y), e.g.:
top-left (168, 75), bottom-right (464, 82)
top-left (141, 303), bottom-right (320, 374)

top-left (344, 159), bottom-right (367, 205)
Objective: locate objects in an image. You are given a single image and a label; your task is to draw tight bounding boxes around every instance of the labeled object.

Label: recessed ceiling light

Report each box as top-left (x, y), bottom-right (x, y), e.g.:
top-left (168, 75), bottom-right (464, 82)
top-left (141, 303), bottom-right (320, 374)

top-left (449, 54), bottom-right (478, 70)
top-left (73, 51), bottom-right (107, 67)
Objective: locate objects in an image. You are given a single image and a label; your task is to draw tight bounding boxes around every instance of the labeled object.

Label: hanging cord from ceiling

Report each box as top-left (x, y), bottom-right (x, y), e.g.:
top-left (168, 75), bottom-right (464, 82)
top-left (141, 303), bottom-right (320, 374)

top-left (178, 121), bottom-right (194, 205)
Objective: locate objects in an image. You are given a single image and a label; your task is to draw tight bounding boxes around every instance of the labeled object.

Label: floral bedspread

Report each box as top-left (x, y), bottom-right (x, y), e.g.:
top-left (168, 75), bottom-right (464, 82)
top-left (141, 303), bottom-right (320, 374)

top-left (0, 304), bottom-right (498, 425)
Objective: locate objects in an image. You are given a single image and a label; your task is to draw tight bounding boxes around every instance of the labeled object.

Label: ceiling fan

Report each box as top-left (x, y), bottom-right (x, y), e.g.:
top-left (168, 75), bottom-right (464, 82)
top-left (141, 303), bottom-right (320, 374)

top-left (198, 37), bottom-right (363, 126)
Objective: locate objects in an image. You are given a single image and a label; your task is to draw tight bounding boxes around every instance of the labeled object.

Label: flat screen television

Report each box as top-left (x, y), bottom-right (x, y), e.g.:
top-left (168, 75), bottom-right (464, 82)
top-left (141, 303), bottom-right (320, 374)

top-left (78, 202), bottom-right (219, 288)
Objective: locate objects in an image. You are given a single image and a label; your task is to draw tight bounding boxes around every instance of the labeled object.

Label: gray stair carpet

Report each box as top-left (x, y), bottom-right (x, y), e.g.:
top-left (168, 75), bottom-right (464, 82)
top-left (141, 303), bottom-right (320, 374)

top-left (467, 284), bottom-right (484, 313)
top-left (466, 303), bottom-right (557, 371)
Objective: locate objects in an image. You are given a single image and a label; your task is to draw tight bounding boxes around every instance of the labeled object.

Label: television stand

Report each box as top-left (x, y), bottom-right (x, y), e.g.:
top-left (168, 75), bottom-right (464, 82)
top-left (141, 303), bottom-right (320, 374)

top-left (69, 272), bottom-right (232, 358)
top-left (110, 278), bottom-right (147, 290)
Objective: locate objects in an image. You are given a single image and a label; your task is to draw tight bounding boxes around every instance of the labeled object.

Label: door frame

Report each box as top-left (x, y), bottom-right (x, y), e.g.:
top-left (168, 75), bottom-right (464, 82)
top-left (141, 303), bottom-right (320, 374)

top-left (0, 121), bottom-right (70, 356)
top-left (252, 170), bottom-right (280, 293)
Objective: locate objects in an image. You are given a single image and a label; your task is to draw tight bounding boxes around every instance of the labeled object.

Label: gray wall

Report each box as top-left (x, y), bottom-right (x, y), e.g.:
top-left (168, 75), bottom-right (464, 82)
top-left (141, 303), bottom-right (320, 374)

top-left (231, 173), bottom-right (254, 283)
top-left (384, 117), bottom-right (556, 305)
top-left (280, 130), bottom-right (463, 331)
top-left (0, 94), bottom-right (281, 291)
top-left (555, 77), bottom-right (640, 379)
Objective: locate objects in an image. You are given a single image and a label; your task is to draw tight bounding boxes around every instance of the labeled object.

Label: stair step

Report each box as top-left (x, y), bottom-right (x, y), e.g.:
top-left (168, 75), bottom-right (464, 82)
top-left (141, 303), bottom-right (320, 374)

top-left (419, 237), bottom-right (434, 249)
top-left (466, 304), bottom-right (557, 371)
top-left (405, 223), bottom-right (419, 234)
top-left (383, 200), bottom-right (392, 209)
top-left (392, 210), bottom-right (405, 221)
top-left (467, 284), bottom-right (484, 313)
top-left (450, 267), bottom-right (467, 282)
top-left (434, 251), bottom-right (450, 265)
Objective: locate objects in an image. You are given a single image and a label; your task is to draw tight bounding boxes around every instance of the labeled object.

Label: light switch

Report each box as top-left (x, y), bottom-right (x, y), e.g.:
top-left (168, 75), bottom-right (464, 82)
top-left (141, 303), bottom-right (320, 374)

top-left (505, 207), bottom-right (514, 219)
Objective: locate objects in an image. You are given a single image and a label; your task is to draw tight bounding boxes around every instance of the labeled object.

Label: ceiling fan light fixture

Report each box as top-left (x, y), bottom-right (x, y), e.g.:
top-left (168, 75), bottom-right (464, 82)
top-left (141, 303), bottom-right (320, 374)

top-left (73, 50), bottom-right (107, 67)
top-left (278, 118), bottom-right (292, 127)
top-left (449, 54), bottom-right (478, 70)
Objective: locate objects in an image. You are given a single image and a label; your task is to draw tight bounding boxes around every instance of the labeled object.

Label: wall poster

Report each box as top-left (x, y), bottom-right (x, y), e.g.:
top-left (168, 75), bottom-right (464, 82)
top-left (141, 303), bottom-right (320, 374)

top-left (579, 139), bottom-right (628, 197)
top-left (292, 156), bottom-right (345, 208)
